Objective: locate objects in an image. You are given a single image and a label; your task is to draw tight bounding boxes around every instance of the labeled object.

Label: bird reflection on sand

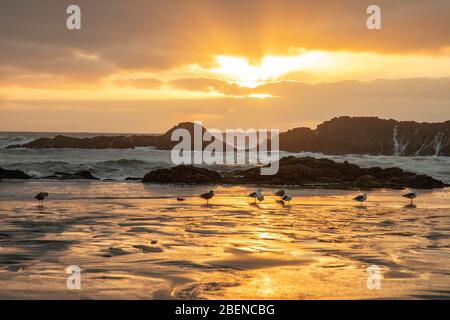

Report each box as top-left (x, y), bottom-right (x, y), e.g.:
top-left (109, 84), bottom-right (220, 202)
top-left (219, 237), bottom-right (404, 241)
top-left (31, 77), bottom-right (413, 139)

top-left (0, 182), bottom-right (448, 299)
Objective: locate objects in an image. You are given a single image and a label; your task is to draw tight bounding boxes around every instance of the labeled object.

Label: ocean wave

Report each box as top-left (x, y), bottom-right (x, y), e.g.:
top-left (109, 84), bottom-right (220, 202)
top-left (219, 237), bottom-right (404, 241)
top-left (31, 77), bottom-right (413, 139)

top-left (0, 141), bottom-right (449, 182)
top-left (0, 159), bottom-right (167, 181)
top-left (95, 159), bottom-right (150, 166)
top-left (0, 135), bottom-right (36, 148)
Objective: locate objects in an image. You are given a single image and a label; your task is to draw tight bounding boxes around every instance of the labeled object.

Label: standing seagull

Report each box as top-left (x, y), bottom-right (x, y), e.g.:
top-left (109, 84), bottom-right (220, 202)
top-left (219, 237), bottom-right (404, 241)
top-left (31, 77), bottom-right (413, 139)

top-left (402, 192), bottom-right (417, 205)
top-left (249, 189), bottom-right (264, 203)
top-left (200, 190), bottom-right (214, 205)
top-left (274, 189), bottom-right (286, 197)
top-left (353, 193), bottom-right (367, 204)
top-left (35, 192), bottom-right (48, 206)
top-left (282, 193), bottom-right (292, 203)
top-left (256, 192), bottom-right (264, 203)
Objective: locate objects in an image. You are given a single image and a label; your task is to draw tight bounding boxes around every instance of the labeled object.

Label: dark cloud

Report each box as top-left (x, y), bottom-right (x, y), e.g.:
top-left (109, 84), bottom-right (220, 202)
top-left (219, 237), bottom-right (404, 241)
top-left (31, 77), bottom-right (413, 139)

top-left (0, 40), bottom-right (114, 85)
top-left (170, 77), bottom-right (249, 95)
top-left (169, 77), bottom-right (450, 101)
top-left (2, 77), bottom-right (448, 132)
top-left (0, 0), bottom-right (449, 84)
top-left (255, 77), bottom-right (450, 100)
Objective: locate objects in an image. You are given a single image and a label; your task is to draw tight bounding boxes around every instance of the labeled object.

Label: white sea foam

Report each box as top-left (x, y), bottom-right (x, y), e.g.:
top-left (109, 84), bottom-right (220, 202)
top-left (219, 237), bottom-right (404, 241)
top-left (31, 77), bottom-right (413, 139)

top-left (1, 133), bottom-right (449, 183)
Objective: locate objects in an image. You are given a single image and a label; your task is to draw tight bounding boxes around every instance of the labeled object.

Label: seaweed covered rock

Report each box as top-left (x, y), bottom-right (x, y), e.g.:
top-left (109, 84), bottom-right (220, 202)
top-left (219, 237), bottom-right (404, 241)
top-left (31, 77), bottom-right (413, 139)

top-left (44, 170), bottom-right (99, 180)
top-left (226, 156), bottom-right (445, 189)
top-left (142, 165), bottom-right (221, 184)
top-left (0, 167), bottom-right (30, 180)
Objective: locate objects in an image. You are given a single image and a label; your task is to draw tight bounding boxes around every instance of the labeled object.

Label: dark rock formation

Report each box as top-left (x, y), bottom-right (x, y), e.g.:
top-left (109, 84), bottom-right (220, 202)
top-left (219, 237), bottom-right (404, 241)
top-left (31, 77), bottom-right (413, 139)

top-left (124, 177), bottom-right (142, 181)
top-left (142, 165), bottom-right (221, 184)
top-left (7, 134), bottom-right (161, 149)
top-left (224, 157), bottom-right (445, 189)
top-left (279, 117), bottom-right (450, 156)
top-left (128, 122), bottom-right (232, 151)
top-left (139, 157), bottom-right (446, 189)
top-left (43, 170), bottom-right (99, 180)
top-left (7, 117), bottom-right (450, 156)
top-left (6, 122), bottom-right (228, 151)
top-left (153, 122), bottom-right (202, 150)
top-left (0, 167), bottom-right (30, 180)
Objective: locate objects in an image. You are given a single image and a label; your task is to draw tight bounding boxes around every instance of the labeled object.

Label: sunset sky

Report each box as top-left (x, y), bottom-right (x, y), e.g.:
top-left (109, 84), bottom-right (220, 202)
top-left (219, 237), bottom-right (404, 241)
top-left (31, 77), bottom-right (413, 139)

top-left (1, 0), bottom-right (449, 132)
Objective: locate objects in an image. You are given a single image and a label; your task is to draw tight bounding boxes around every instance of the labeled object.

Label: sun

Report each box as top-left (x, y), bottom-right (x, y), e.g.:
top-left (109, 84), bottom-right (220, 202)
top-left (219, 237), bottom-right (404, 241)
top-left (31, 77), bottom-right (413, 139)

top-left (211, 52), bottom-right (328, 88)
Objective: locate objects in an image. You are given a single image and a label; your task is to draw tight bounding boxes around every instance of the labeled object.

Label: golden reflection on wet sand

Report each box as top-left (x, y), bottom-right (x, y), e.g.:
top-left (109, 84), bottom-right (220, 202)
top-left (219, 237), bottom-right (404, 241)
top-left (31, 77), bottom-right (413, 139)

top-left (0, 182), bottom-right (448, 299)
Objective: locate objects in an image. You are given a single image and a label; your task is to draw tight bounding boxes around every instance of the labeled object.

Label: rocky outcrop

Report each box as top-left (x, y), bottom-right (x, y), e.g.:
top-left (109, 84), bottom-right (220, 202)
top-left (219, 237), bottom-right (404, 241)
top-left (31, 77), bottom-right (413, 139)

top-left (154, 122), bottom-right (201, 150)
top-left (3, 156), bottom-right (443, 189)
top-left (224, 157), bottom-right (445, 189)
top-left (43, 170), bottom-right (99, 180)
top-left (6, 122), bottom-right (228, 151)
top-left (279, 117), bottom-right (450, 156)
top-left (140, 157), bottom-right (446, 189)
top-left (7, 117), bottom-right (450, 156)
top-left (124, 177), bottom-right (142, 181)
top-left (142, 165), bottom-right (221, 184)
top-left (0, 167), bottom-right (30, 180)
top-left (7, 134), bottom-right (161, 149)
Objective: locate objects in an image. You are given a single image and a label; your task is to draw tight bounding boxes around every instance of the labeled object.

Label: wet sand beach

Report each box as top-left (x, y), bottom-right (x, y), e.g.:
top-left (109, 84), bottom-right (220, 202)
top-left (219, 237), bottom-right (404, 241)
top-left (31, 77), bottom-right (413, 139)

top-left (0, 181), bottom-right (448, 299)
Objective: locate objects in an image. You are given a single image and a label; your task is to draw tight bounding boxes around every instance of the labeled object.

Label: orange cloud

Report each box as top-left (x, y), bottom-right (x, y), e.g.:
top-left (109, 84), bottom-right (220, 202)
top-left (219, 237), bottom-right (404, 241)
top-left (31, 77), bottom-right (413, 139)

top-left (113, 78), bottom-right (163, 89)
top-left (1, 0), bottom-right (449, 86)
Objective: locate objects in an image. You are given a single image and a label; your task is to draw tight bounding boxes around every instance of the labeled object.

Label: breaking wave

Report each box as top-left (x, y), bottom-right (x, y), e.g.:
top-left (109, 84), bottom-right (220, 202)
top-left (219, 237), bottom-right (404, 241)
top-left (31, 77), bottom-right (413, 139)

top-left (1, 132), bottom-right (449, 183)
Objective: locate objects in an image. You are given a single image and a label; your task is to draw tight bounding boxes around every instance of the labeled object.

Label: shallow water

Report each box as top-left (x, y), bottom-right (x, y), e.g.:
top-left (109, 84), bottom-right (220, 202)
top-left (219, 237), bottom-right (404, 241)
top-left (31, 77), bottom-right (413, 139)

top-left (0, 181), bottom-right (448, 299)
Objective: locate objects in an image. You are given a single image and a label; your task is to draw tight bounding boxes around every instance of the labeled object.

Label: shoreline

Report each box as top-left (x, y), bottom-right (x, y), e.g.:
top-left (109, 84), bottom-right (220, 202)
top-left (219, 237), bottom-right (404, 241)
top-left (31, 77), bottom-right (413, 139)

top-left (2, 178), bottom-right (450, 191)
top-left (1, 179), bottom-right (449, 204)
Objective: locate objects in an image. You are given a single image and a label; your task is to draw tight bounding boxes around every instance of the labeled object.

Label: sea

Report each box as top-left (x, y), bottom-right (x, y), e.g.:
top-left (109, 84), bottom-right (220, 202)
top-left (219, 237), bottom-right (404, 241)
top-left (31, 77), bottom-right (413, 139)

top-left (0, 132), bottom-right (449, 299)
top-left (1, 132), bottom-right (449, 183)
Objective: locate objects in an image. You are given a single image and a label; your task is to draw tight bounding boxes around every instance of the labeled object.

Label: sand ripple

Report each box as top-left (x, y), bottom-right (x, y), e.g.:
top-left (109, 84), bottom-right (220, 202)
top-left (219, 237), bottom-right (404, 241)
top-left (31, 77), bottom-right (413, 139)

top-left (0, 182), bottom-right (449, 299)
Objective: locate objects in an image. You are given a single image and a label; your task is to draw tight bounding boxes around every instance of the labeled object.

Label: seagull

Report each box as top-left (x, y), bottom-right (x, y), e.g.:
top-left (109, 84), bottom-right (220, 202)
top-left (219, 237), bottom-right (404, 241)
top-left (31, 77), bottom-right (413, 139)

top-left (256, 192), bottom-right (264, 203)
top-left (176, 197), bottom-right (186, 202)
top-left (35, 192), bottom-right (48, 205)
top-left (249, 189), bottom-right (264, 203)
top-left (200, 190), bottom-right (214, 205)
top-left (282, 193), bottom-right (292, 203)
top-left (274, 189), bottom-right (286, 197)
top-left (353, 193), bottom-right (367, 203)
top-left (402, 192), bottom-right (417, 205)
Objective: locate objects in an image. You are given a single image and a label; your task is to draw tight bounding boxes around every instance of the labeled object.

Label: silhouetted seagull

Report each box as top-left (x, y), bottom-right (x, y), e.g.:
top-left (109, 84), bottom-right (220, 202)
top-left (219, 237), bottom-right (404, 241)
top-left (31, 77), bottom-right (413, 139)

top-left (35, 192), bottom-right (48, 205)
top-left (177, 197), bottom-right (186, 202)
top-left (402, 192), bottom-right (417, 205)
top-left (200, 190), bottom-right (214, 204)
top-left (256, 192), bottom-right (264, 203)
top-left (274, 189), bottom-right (286, 197)
top-left (353, 193), bottom-right (367, 203)
top-left (282, 193), bottom-right (292, 203)
top-left (249, 189), bottom-right (263, 203)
